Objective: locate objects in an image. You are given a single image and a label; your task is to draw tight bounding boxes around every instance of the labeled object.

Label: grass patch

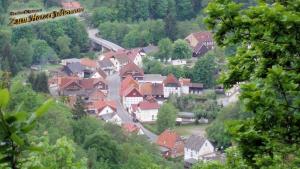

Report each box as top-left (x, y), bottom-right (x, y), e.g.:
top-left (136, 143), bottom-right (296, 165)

top-left (143, 123), bottom-right (209, 137)
top-left (174, 124), bottom-right (209, 137)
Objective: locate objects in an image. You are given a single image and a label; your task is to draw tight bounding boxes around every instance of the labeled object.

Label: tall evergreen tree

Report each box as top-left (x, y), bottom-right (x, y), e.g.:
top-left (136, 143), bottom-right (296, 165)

top-left (164, 0), bottom-right (177, 40)
top-left (72, 97), bottom-right (87, 120)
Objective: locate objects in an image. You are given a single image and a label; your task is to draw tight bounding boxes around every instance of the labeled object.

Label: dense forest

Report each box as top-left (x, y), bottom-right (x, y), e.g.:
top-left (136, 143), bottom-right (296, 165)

top-left (1, 0), bottom-right (300, 169)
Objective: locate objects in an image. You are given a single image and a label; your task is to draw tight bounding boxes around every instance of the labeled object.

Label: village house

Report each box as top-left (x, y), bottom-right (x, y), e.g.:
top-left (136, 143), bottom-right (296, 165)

top-left (138, 74), bottom-right (166, 84)
top-left (87, 100), bottom-right (117, 115)
top-left (100, 113), bottom-right (122, 126)
top-left (122, 123), bottom-right (144, 135)
top-left (80, 58), bottom-right (99, 71)
top-left (156, 129), bottom-right (185, 158)
top-left (184, 135), bottom-right (216, 168)
top-left (61, 58), bottom-right (80, 66)
top-left (63, 62), bottom-right (85, 78)
top-left (139, 82), bottom-right (164, 101)
top-left (179, 78), bottom-right (204, 95)
top-left (57, 76), bottom-right (108, 96)
top-left (130, 100), bottom-right (160, 123)
top-left (119, 62), bottom-right (144, 80)
top-left (140, 45), bottom-right (159, 56)
top-left (125, 48), bottom-right (143, 67)
top-left (90, 68), bottom-right (107, 79)
top-left (120, 76), bottom-right (143, 109)
top-left (102, 51), bottom-right (129, 71)
top-left (185, 32), bottom-right (215, 57)
top-left (98, 58), bottom-right (115, 75)
top-left (163, 74), bottom-right (181, 98)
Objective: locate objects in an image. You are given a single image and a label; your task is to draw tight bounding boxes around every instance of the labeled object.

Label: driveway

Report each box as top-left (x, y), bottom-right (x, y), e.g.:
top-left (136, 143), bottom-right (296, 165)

top-left (106, 73), bottom-right (157, 142)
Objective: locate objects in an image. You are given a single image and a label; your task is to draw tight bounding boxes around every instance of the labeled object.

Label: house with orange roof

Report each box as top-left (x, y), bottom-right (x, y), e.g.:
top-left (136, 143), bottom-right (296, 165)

top-left (185, 32), bottom-right (215, 57)
top-left (156, 129), bottom-right (184, 158)
top-left (119, 62), bottom-right (144, 80)
top-left (139, 82), bottom-right (164, 100)
top-left (163, 74), bottom-right (181, 98)
top-left (179, 78), bottom-right (191, 94)
top-left (87, 100), bottom-right (117, 116)
top-left (122, 123), bottom-right (144, 135)
top-left (120, 85), bottom-right (143, 109)
top-left (101, 50), bottom-right (131, 71)
top-left (130, 100), bottom-right (160, 123)
top-left (80, 58), bottom-right (98, 70)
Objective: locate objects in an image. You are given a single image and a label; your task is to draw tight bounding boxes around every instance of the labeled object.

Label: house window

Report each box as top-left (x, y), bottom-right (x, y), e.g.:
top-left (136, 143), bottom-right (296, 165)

top-left (152, 115), bottom-right (155, 120)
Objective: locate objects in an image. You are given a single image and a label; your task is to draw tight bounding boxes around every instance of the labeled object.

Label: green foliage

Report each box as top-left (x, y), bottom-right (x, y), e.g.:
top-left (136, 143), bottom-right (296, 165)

top-left (175, 0), bottom-right (194, 20)
top-left (156, 38), bottom-right (173, 61)
top-left (72, 96), bottom-right (87, 120)
top-left (13, 38), bottom-right (33, 68)
top-left (157, 102), bottom-right (178, 133)
top-left (56, 35), bottom-right (71, 59)
top-left (205, 0), bottom-right (300, 167)
top-left (28, 72), bottom-right (49, 93)
top-left (0, 89), bottom-right (53, 169)
top-left (92, 7), bottom-right (117, 27)
top-left (172, 39), bottom-right (192, 59)
top-left (192, 52), bottom-right (216, 88)
top-left (31, 39), bottom-right (57, 64)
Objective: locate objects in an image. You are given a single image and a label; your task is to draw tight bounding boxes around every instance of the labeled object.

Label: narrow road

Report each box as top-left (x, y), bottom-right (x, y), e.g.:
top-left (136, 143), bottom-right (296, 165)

top-left (106, 73), bottom-right (157, 142)
top-left (87, 29), bottom-right (124, 51)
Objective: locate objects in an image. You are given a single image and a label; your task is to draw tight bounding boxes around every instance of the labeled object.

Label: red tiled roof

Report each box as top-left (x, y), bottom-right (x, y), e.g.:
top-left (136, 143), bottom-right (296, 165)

top-left (179, 78), bottom-right (191, 86)
top-left (122, 123), bottom-right (140, 133)
top-left (163, 74), bottom-right (180, 86)
top-left (190, 32), bottom-right (213, 44)
top-left (91, 100), bottom-right (117, 112)
top-left (137, 101), bottom-right (159, 110)
top-left (156, 129), bottom-right (182, 149)
top-left (120, 75), bottom-right (139, 95)
top-left (61, 1), bottom-right (81, 9)
top-left (121, 85), bottom-right (142, 97)
top-left (140, 82), bottom-right (152, 96)
top-left (152, 83), bottom-right (164, 96)
top-left (58, 76), bottom-right (82, 89)
top-left (90, 90), bottom-right (106, 100)
top-left (119, 62), bottom-right (144, 77)
top-left (58, 77), bottom-right (106, 90)
top-left (126, 48), bottom-right (140, 62)
top-left (81, 58), bottom-right (98, 68)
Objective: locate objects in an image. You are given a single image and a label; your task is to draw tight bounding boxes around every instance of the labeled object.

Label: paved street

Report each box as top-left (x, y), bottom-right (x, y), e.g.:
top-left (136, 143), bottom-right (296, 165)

top-left (106, 73), bottom-right (157, 142)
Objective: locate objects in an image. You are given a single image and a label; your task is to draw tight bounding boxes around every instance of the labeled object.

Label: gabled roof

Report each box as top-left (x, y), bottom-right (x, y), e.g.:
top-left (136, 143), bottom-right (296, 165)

top-left (126, 48), bottom-right (140, 62)
top-left (89, 90), bottom-right (106, 100)
top-left (103, 50), bottom-right (130, 64)
top-left (140, 82), bottom-right (153, 96)
top-left (156, 129), bottom-right (182, 149)
top-left (120, 75), bottom-right (139, 95)
top-left (137, 101), bottom-right (160, 110)
top-left (119, 62), bottom-right (144, 77)
top-left (163, 74), bottom-right (180, 86)
top-left (58, 76), bottom-right (82, 89)
top-left (121, 85), bottom-right (142, 97)
top-left (188, 32), bottom-right (213, 44)
top-left (179, 78), bottom-right (191, 86)
top-left (80, 58), bottom-right (98, 68)
top-left (152, 83), bottom-right (164, 96)
top-left (65, 62), bottom-right (84, 74)
top-left (122, 123), bottom-right (140, 133)
top-left (185, 135), bottom-right (207, 151)
top-left (96, 68), bottom-right (107, 79)
top-left (98, 58), bottom-right (114, 68)
top-left (92, 100), bottom-right (117, 112)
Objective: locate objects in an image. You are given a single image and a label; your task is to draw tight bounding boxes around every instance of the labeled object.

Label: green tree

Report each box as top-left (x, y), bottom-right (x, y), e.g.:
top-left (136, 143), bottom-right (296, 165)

top-left (26, 137), bottom-right (87, 169)
top-left (149, 0), bottom-right (168, 19)
top-left (0, 89), bottom-right (53, 169)
top-left (31, 39), bottom-right (57, 64)
top-left (175, 0), bottom-right (194, 20)
top-left (13, 38), bottom-right (33, 67)
top-left (56, 35), bottom-right (71, 59)
top-left (164, 0), bottom-right (177, 40)
top-left (192, 53), bottom-right (216, 88)
top-left (72, 96), bottom-right (87, 120)
top-left (157, 102), bottom-right (178, 133)
top-left (92, 7), bottom-right (116, 27)
top-left (172, 39), bottom-right (192, 59)
top-left (156, 38), bottom-right (173, 61)
top-left (205, 0), bottom-right (300, 167)
top-left (32, 72), bottom-right (49, 93)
